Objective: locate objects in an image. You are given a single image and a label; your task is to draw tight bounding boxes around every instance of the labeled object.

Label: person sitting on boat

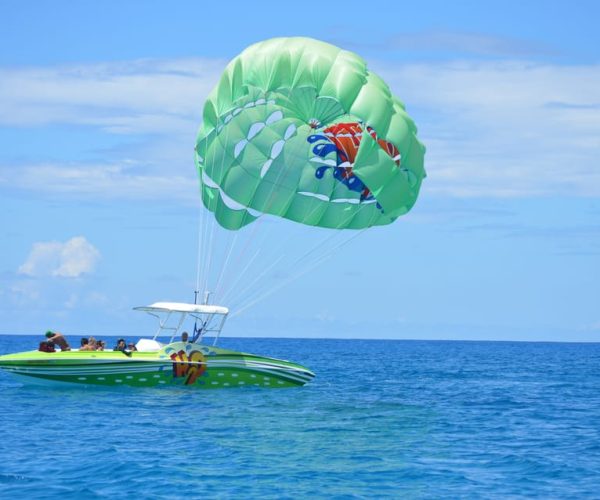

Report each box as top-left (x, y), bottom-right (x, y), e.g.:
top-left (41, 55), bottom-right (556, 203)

top-left (38, 340), bottom-right (56, 352)
top-left (181, 331), bottom-right (189, 343)
top-left (96, 340), bottom-right (106, 351)
top-left (113, 338), bottom-right (126, 352)
top-left (80, 337), bottom-right (89, 349)
top-left (127, 342), bottom-right (138, 352)
top-left (45, 330), bottom-right (71, 351)
top-left (80, 337), bottom-right (98, 351)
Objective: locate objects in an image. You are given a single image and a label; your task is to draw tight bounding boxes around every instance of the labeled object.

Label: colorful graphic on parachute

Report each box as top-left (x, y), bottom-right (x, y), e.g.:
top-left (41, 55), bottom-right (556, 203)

top-left (307, 122), bottom-right (401, 208)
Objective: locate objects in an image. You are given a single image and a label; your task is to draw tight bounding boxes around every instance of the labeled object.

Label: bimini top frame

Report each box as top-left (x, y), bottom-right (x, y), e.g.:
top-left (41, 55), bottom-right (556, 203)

top-left (133, 302), bottom-right (229, 346)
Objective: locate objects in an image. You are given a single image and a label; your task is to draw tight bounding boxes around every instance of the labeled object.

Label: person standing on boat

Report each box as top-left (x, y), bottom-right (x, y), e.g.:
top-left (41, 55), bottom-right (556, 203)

top-left (181, 331), bottom-right (189, 343)
top-left (45, 331), bottom-right (71, 351)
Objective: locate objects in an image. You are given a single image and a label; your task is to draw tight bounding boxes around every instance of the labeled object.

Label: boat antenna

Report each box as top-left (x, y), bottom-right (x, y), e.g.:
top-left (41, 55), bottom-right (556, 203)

top-left (192, 289), bottom-right (200, 342)
top-left (191, 291), bottom-right (212, 344)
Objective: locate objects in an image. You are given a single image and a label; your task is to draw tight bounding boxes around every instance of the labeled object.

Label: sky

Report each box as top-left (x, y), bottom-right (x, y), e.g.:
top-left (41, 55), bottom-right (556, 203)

top-left (1, 0), bottom-right (599, 341)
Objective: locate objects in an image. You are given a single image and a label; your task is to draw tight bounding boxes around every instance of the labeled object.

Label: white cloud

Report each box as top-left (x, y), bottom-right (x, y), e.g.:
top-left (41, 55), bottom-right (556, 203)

top-left (582, 321), bottom-right (600, 331)
top-left (341, 30), bottom-right (554, 58)
top-left (18, 236), bottom-right (101, 278)
top-left (1, 162), bottom-right (199, 203)
top-left (378, 60), bottom-right (600, 197)
top-left (0, 57), bottom-right (599, 199)
top-left (0, 58), bottom-right (223, 202)
top-left (315, 310), bottom-right (336, 323)
top-left (0, 58), bottom-right (224, 134)
top-left (10, 280), bottom-right (41, 302)
top-left (65, 293), bottom-right (78, 309)
top-left (401, 31), bottom-right (552, 57)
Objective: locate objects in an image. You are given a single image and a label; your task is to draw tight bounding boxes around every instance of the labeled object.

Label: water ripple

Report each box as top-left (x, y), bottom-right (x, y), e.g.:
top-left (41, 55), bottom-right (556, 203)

top-left (1, 337), bottom-right (599, 497)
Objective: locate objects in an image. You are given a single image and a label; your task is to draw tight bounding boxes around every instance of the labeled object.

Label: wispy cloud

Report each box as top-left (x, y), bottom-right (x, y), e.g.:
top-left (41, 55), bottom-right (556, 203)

top-left (9, 280), bottom-right (41, 302)
top-left (18, 236), bottom-right (101, 278)
top-left (379, 60), bottom-right (600, 197)
top-left (1, 57), bottom-right (599, 200)
top-left (0, 58), bottom-right (224, 133)
top-left (1, 162), bottom-right (199, 203)
top-left (340, 30), bottom-right (555, 58)
top-left (0, 58), bottom-right (223, 202)
top-left (583, 321), bottom-right (600, 331)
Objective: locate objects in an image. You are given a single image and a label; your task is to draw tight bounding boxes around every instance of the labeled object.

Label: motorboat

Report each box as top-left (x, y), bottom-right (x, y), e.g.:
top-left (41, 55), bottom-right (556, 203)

top-left (0, 302), bottom-right (315, 388)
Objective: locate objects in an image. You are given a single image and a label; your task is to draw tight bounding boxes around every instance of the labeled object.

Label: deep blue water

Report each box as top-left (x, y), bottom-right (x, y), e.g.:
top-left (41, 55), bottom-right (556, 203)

top-left (1, 336), bottom-right (599, 498)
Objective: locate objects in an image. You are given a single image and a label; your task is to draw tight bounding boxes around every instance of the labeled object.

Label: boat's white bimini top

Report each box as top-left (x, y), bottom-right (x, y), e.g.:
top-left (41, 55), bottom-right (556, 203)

top-left (134, 302), bottom-right (229, 315)
top-left (133, 301), bottom-right (229, 345)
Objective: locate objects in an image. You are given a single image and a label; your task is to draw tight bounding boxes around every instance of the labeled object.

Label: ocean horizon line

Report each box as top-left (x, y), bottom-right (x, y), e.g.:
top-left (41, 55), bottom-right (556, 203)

top-left (0, 332), bottom-right (598, 344)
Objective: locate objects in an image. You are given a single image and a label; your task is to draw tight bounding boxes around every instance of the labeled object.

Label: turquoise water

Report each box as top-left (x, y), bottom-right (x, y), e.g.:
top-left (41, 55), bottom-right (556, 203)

top-left (1, 336), bottom-right (599, 498)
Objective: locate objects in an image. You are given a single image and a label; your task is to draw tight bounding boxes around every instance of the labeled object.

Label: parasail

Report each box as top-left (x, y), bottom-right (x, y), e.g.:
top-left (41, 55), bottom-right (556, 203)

top-left (195, 37), bottom-right (426, 231)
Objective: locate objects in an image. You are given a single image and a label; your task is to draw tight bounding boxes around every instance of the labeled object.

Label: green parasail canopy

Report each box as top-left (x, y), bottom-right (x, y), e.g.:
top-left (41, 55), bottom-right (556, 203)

top-left (195, 37), bottom-right (426, 230)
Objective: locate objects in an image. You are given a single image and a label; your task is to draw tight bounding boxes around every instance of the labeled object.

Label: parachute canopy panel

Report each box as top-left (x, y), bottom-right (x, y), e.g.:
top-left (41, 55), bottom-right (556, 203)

top-left (195, 37), bottom-right (426, 231)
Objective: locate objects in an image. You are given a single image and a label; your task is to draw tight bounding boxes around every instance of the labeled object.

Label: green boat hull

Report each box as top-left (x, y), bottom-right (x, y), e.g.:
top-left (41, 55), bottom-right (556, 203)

top-left (0, 342), bottom-right (314, 388)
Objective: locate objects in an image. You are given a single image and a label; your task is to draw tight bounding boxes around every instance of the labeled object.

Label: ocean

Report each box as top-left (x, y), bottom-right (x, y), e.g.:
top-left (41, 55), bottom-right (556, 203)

top-left (0, 335), bottom-right (599, 498)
